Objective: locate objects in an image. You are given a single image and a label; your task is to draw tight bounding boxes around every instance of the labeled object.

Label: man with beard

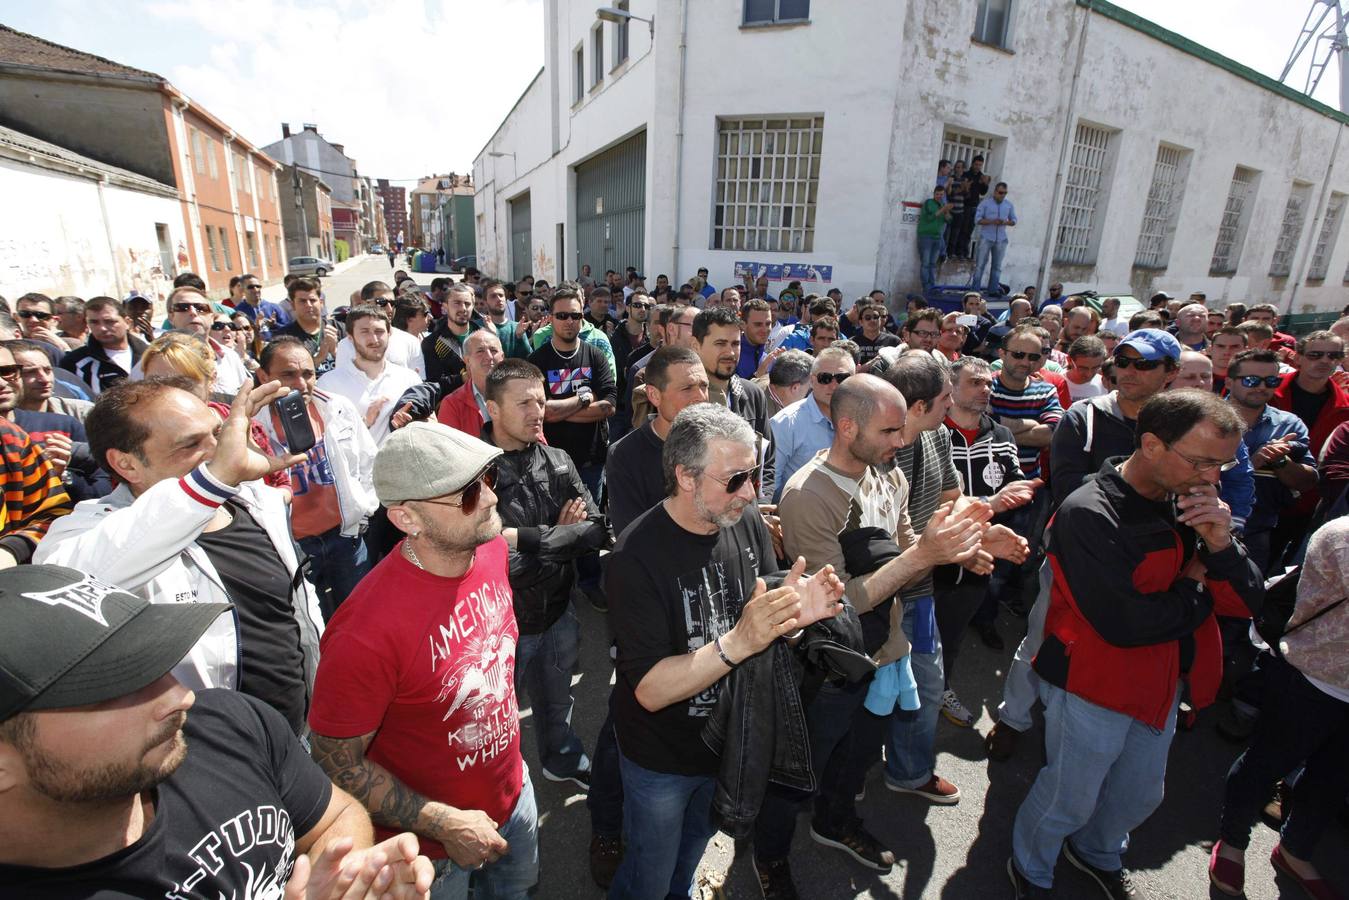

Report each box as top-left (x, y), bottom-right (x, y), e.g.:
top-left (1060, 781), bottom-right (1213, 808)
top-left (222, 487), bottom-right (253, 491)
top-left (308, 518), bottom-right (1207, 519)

top-left (422, 282), bottom-right (488, 395)
top-left (309, 423), bottom-right (539, 897)
top-left (693, 306), bottom-right (777, 501)
top-left (0, 565), bottom-right (434, 898)
top-left (318, 305), bottom-right (421, 447)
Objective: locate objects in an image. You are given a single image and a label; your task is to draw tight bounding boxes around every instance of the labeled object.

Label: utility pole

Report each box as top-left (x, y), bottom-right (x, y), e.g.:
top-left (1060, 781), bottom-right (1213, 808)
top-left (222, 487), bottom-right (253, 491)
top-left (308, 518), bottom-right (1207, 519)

top-left (1280, 1), bottom-right (1349, 112)
top-left (293, 166), bottom-right (310, 256)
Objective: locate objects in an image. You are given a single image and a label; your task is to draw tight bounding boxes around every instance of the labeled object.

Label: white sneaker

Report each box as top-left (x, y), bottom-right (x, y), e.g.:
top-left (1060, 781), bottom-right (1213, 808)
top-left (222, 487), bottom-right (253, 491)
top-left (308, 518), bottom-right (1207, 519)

top-left (941, 689), bottom-right (975, 727)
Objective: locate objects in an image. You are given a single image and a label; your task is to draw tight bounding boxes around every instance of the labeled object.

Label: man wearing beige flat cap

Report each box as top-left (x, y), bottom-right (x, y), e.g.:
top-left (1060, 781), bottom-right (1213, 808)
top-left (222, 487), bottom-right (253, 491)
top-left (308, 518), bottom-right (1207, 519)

top-left (308, 421), bottom-right (538, 900)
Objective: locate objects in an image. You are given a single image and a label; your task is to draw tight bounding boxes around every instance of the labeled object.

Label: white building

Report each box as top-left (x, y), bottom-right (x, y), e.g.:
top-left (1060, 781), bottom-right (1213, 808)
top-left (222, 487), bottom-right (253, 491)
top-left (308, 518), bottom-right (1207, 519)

top-left (0, 123), bottom-right (186, 304)
top-left (474, 0), bottom-right (1349, 313)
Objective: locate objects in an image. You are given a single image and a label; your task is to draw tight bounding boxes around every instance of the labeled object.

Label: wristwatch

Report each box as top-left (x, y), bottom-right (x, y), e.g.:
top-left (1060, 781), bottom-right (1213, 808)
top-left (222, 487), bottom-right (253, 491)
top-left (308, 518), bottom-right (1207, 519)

top-left (1269, 455), bottom-right (1290, 470)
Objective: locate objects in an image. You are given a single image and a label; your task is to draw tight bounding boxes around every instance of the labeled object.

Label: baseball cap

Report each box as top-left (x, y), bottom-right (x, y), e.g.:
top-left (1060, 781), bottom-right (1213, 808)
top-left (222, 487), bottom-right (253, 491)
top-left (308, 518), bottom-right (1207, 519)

top-left (1117, 328), bottom-right (1182, 362)
top-left (1150, 291), bottom-right (1175, 302)
top-left (374, 421), bottom-right (503, 506)
top-left (0, 566), bottom-right (230, 720)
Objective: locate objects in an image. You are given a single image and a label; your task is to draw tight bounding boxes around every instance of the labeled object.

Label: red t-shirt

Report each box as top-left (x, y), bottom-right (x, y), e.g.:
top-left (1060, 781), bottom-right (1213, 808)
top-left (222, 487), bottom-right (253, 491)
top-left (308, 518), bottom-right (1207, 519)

top-left (308, 536), bottom-right (522, 858)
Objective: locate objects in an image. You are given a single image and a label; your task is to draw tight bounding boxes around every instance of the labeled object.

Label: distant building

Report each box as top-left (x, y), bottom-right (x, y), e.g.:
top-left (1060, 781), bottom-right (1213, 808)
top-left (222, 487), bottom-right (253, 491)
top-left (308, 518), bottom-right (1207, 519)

top-left (409, 173), bottom-right (473, 254)
top-left (264, 124), bottom-right (379, 256)
top-left (277, 163), bottom-right (334, 262)
top-left (377, 178), bottom-right (408, 248)
top-left (474, 0), bottom-right (1349, 313)
top-left (0, 24), bottom-right (287, 300)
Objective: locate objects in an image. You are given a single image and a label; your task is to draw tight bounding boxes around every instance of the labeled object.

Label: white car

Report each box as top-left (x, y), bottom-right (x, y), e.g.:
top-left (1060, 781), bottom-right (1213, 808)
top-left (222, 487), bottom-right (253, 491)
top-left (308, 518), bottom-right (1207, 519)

top-left (288, 256), bottom-right (334, 277)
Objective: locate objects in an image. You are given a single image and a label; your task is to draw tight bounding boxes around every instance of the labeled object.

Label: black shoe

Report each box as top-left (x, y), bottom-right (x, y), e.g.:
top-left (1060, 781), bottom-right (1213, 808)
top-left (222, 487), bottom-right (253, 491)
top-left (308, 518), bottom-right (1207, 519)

top-left (808, 819), bottom-right (895, 872)
top-left (1063, 841), bottom-right (1149, 899)
top-left (1008, 858), bottom-right (1052, 898)
top-left (583, 586), bottom-right (608, 612)
top-left (754, 857), bottom-right (800, 899)
top-left (976, 621), bottom-right (1004, 651)
top-left (541, 767), bottom-right (591, 792)
top-left (589, 833), bottom-right (622, 888)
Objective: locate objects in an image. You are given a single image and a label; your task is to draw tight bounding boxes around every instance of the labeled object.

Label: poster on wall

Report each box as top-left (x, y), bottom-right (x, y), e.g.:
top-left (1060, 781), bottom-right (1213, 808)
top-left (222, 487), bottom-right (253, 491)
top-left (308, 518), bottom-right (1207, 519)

top-left (734, 261), bottom-right (833, 283)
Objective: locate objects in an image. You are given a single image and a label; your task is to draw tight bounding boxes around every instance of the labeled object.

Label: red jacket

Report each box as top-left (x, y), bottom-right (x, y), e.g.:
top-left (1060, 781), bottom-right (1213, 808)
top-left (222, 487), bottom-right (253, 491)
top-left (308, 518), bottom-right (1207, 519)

top-left (436, 382), bottom-right (486, 438)
top-left (1271, 372), bottom-right (1349, 514)
top-left (1033, 463), bottom-right (1264, 728)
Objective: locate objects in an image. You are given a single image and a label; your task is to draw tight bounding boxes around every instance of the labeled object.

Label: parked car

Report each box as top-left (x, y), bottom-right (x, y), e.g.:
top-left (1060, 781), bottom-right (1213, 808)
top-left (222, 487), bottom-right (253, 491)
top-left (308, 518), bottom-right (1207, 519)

top-left (288, 256), bottom-right (334, 277)
top-left (370, 244), bottom-right (384, 254)
top-left (450, 255), bottom-right (477, 273)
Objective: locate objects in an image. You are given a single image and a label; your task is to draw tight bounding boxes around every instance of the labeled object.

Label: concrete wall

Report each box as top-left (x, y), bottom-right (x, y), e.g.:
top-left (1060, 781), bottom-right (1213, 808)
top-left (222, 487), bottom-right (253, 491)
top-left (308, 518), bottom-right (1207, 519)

top-left (0, 156), bottom-right (185, 305)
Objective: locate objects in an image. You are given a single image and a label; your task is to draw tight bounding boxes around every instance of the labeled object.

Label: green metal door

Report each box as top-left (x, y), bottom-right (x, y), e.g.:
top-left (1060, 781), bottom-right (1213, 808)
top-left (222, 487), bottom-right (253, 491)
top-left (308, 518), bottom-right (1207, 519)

top-left (510, 192), bottom-right (531, 279)
top-left (576, 131), bottom-right (646, 279)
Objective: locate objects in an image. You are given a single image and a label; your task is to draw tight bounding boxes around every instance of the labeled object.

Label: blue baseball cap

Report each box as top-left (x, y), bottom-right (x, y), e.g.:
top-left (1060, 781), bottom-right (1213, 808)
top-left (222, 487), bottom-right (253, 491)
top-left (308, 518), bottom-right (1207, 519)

top-left (1117, 329), bottom-right (1181, 362)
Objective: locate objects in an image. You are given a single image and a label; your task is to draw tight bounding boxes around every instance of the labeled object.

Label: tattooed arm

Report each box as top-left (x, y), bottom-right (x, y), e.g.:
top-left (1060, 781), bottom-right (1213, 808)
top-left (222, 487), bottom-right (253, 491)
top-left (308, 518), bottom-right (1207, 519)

top-left (309, 731), bottom-right (509, 868)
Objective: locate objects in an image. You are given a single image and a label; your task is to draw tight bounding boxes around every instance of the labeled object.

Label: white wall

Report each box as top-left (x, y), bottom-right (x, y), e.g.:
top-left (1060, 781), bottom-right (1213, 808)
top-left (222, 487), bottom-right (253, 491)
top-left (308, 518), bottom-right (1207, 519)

top-left (0, 157), bottom-right (185, 305)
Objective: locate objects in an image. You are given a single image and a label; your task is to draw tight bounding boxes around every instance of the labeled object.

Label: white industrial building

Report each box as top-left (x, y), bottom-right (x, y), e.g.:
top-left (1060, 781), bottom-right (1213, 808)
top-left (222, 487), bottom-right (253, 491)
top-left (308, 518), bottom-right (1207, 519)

top-left (474, 0), bottom-right (1349, 313)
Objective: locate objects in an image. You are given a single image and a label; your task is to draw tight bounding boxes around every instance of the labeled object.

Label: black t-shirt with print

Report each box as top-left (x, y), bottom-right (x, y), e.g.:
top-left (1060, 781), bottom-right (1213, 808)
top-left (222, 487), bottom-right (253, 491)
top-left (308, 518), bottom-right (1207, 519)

top-left (529, 339), bottom-right (617, 468)
top-left (0, 689), bottom-right (332, 898)
top-left (197, 501), bottom-right (308, 734)
top-left (854, 331), bottom-right (901, 365)
top-left (274, 319), bottom-right (346, 375)
top-left (606, 503), bottom-right (777, 776)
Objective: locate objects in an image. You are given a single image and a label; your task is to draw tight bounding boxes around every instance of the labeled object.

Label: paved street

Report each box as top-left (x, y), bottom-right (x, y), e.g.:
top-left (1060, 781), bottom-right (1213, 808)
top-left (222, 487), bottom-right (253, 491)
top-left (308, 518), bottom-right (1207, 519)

top-left (305, 252), bottom-right (440, 310)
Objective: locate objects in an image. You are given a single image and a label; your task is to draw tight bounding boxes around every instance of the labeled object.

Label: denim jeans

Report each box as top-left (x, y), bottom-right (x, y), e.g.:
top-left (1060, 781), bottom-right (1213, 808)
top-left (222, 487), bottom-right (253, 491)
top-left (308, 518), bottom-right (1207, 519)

top-left (883, 602), bottom-right (945, 788)
top-left (996, 558), bottom-right (1053, 732)
top-left (516, 605), bottom-right (590, 778)
top-left (1219, 655), bottom-right (1349, 858)
top-left (917, 235), bottom-right (944, 293)
top-left (298, 525), bottom-right (371, 622)
top-left (1011, 682), bottom-right (1179, 889)
top-left (588, 691), bottom-right (624, 837)
top-left (430, 770), bottom-right (539, 900)
top-left (754, 676), bottom-right (871, 862)
top-left (609, 750), bottom-right (716, 900)
top-left (971, 238), bottom-right (1008, 293)
top-left (577, 462), bottom-right (606, 591)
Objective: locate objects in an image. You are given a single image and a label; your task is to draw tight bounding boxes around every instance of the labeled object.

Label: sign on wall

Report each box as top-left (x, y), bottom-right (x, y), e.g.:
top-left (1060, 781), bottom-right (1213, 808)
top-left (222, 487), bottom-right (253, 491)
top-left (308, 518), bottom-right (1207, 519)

top-left (900, 201), bottom-right (921, 226)
top-left (734, 261), bottom-right (833, 283)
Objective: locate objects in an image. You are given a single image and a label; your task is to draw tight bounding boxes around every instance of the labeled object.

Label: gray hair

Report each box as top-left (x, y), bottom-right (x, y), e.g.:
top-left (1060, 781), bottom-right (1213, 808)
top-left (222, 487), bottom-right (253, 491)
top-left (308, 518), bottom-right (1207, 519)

top-left (662, 403), bottom-right (756, 497)
top-left (812, 346), bottom-right (857, 372)
top-left (769, 349), bottom-right (814, 388)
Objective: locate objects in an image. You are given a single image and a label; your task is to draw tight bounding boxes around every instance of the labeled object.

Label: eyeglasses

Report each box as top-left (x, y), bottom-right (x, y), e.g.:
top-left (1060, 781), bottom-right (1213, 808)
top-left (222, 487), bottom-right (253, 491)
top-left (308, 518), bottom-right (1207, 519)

top-left (1006, 350), bottom-right (1044, 361)
top-left (528, 305), bottom-right (548, 313)
top-left (552, 311), bottom-right (584, 321)
top-left (1302, 350), bottom-right (1346, 361)
top-left (209, 322), bottom-right (241, 331)
top-left (816, 372), bottom-right (851, 386)
top-left (1165, 444), bottom-right (1240, 473)
top-left (416, 465), bottom-right (498, 515)
top-left (375, 299), bottom-right (395, 308)
top-left (173, 302), bottom-right (212, 314)
top-left (0, 365), bottom-right (20, 382)
top-left (909, 329), bottom-right (939, 339)
top-left (704, 466), bottom-right (757, 494)
top-left (246, 285), bottom-right (263, 291)
top-left (1113, 355), bottom-right (1165, 371)
top-left (1236, 374), bottom-right (1282, 388)
top-left (630, 301), bottom-right (652, 310)
top-left (17, 310), bottom-right (53, 321)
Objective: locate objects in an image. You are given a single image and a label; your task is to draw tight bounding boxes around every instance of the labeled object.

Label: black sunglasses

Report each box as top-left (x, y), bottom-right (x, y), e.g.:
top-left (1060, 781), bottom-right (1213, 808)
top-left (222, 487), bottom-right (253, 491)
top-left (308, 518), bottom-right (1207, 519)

top-left (17, 310), bottom-right (53, 321)
top-left (1303, 350), bottom-right (1346, 361)
top-left (417, 465), bottom-right (498, 515)
top-left (209, 322), bottom-right (240, 331)
top-left (1113, 355), bottom-right (1164, 371)
top-left (375, 299), bottom-right (395, 307)
top-left (552, 311), bottom-right (584, 321)
top-left (630, 301), bottom-right (653, 310)
top-left (816, 372), bottom-right (851, 385)
top-left (1006, 350), bottom-right (1044, 361)
top-left (0, 364), bottom-right (20, 381)
top-left (1237, 374), bottom-right (1282, 388)
top-left (705, 466), bottom-right (757, 494)
top-left (173, 302), bottom-right (212, 314)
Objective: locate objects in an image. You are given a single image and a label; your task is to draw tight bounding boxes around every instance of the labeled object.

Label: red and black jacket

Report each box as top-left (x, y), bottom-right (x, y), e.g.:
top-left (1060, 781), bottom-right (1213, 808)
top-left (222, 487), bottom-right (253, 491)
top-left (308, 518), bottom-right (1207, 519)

top-left (1033, 461), bottom-right (1264, 728)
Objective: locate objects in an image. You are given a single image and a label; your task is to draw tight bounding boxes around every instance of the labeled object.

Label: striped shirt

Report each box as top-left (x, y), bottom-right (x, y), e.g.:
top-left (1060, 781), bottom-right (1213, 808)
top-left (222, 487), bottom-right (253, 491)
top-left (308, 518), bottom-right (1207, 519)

top-left (0, 419), bottom-right (73, 562)
top-left (891, 429), bottom-right (960, 601)
top-left (988, 375), bottom-right (1063, 479)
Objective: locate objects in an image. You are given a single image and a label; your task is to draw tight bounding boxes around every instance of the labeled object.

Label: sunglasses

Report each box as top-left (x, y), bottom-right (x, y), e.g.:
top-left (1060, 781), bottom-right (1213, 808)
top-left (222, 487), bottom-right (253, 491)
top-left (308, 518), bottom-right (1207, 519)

top-left (17, 310), bottom-right (53, 321)
top-left (528, 305), bottom-right (548, 313)
top-left (552, 311), bottom-right (584, 321)
top-left (173, 302), bottom-right (212, 314)
top-left (1113, 355), bottom-right (1164, 371)
top-left (1006, 350), bottom-right (1044, 361)
top-left (417, 465), bottom-right (498, 515)
top-left (246, 284), bottom-right (263, 291)
top-left (375, 299), bottom-right (395, 307)
top-left (210, 322), bottom-right (243, 331)
top-left (816, 372), bottom-right (851, 385)
top-left (0, 364), bottom-right (20, 382)
top-left (630, 301), bottom-right (652, 310)
top-left (1303, 350), bottom-right (1346, 361)
top-left (1236, 374), bottom-right (1282, 388)
top-left (705, 466), bottom-right (757, 494)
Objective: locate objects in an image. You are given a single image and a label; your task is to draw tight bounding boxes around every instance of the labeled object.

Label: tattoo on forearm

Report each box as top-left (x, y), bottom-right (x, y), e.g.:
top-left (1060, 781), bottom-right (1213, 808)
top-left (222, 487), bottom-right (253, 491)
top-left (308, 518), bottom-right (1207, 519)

top-left (310, 732), bottom-right (437, 835)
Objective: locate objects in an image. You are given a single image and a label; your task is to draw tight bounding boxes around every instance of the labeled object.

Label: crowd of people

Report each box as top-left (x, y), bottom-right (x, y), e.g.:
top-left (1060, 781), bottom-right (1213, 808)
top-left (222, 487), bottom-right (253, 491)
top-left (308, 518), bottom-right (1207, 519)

top-left (0, 262), bottom-right (1346, 900)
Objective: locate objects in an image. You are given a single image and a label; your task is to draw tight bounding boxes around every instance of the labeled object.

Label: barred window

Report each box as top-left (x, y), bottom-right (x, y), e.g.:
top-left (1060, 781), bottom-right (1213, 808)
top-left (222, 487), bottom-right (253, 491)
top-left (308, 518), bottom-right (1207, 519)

top-left (941, 128), bottom-right (996, 171)
top-left (1134, 144), bottom-right (1188, 269)
top-left (713, 116), bottom-right (823, 253)
top-left (1211, 167), bottom-right (1257, 275)
top-left (1308, 193), bottom-right (1344, 280)
top-left (1269, 183), bottom-right (1311, 277)
top-left (1054, 123), bottom-right (1113, 265)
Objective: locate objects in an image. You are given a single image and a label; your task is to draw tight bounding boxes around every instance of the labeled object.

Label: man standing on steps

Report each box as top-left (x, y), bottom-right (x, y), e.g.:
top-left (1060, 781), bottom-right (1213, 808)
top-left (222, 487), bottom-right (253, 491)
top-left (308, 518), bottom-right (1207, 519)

top-left (317, 304), bottom-right (421, 447)
top-left (971, 181), bottom-right (1016, 294)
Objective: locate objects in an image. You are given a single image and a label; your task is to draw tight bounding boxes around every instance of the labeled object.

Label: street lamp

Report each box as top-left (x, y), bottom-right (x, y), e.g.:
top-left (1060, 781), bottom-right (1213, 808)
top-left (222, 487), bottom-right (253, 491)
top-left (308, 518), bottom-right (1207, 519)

top-left (596, 6), bottom-right (654, 38)
top-left (488, 151), bottom-right (516, 161)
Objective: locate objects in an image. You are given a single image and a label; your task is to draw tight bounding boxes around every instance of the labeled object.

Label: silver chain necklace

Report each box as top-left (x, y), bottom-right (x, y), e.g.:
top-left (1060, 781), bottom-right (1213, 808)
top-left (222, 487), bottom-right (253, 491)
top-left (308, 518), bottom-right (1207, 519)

top-left (403, 540), bottom-right (425, 570)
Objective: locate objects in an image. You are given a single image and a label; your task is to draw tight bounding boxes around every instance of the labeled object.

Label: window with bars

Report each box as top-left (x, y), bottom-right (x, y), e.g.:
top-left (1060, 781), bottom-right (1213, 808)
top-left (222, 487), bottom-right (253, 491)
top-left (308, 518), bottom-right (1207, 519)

top-left (941, 128), bottom-right (997, 172)
top-left (1308, 194), bottom-right (1344, 280)
top-left (744, 0), bottom-right (810, 25)
top-left (204, 226), bottom-right (220, 271)
top-left (712, 116), bottom-right (824, 253)
top-left (1054, 123), bottom-right (1114, 265)
top-left (973, 0), bottom-right (1013, 48)
top-left (1210, 167), bottom-right (1257, 274)
top-left (1134, 144), bottom-right (1189, 269)
top-left (1269, 183), bottom-right (1311, 277)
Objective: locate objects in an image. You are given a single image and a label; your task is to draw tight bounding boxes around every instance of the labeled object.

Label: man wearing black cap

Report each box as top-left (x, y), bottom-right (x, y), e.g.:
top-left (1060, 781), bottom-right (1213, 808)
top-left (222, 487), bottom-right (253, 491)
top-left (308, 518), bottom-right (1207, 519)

top-left (0, 564), bottom-right (433, 897)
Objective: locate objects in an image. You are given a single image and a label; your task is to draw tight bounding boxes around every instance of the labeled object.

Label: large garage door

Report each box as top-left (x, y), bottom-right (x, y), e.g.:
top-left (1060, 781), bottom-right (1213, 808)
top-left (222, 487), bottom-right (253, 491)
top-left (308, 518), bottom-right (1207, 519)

top-left (509, 192), bottom-right (531, 280)
top-left (576, 131), bottom-right (646, 279)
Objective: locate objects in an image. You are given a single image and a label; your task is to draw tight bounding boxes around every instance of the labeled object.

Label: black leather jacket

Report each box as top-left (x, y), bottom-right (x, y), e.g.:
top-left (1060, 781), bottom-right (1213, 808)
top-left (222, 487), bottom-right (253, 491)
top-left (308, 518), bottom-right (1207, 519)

top-left (486, 425), bottom-right (613, 634)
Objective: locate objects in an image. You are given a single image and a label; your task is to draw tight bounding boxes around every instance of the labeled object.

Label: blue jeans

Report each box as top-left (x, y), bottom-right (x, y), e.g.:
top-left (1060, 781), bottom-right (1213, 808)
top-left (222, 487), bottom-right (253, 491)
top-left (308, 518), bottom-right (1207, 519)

top-left (609, 750), bottom-right (716, 900)
top-left (588, 691), bottom-right (625, 837)
top-left (1011, 682), bottom-right (1179, 889)
top-left (577, 462), bottom-right (606, 591)
top-left (917, 235), bottom-right (944, 293)
top-left (971, 238), bottom-right (1008, 294)
top-left (515, 606), bottom-right (590, 778)
top-left (883, 602), bottom-right (945, 788)
top-left (430, 770), bottom-right (539, 900)
top-left (996, 558), bottom-right (1053, 732)
top-left (298, 525), bottom-right (370, 622)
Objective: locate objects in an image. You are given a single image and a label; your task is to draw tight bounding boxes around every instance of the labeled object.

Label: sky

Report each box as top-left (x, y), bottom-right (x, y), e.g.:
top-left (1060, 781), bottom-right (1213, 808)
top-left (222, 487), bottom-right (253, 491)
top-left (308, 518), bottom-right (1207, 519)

top-left (1, 0), bottom-right (1343, 185)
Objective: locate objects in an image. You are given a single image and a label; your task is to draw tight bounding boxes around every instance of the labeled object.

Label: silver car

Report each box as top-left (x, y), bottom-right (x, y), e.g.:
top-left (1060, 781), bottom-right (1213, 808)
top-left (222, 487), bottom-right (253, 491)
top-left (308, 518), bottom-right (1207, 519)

top-left (288, 255), bottom-right (334, 277)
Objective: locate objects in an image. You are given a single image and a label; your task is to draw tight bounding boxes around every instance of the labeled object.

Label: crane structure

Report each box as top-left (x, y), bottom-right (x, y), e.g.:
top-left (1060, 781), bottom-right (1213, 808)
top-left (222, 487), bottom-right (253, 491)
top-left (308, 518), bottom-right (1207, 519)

top-left (1281, 0), bottom-right (1349, 113)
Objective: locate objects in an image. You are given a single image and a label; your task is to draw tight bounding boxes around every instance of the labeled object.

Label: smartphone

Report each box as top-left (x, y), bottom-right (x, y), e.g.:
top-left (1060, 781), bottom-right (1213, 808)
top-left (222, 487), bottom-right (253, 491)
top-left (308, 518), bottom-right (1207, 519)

top-left (957, 314), bottom-right (979, 328)
top-left (275, 390), bottom-right (316, 454)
